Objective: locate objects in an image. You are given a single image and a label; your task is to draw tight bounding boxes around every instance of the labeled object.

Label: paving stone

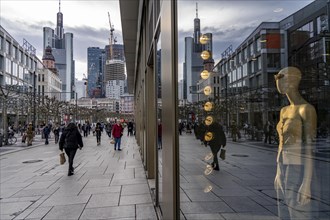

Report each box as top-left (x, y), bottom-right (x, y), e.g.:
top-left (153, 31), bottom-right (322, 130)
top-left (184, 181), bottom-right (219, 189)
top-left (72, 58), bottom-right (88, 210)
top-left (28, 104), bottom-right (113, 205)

top-left (79, 185), bottom-right (121, 195)
top-left (0, 201), bottom-right (32, 215)
top-left (40, 194), bottom-right (90, 207)
top-left (86, 193), bottom-right (120, 208)
top-left (136, 204), bottom-right (158, 220)
top-left (121, 183), bottom-right (150, 195)
top-left (180, 201), bottom-right (234, 214)
top-left (184, 213), bottom-right (224, 220)
top-left (221, 196), bottom-right (273, 213)
top-left (80, 205), bottom-right (135, 219)
top-left (43, 204), bottom-right (85, 219)
top-left (120, 194), bottom-right (152, 205)
top-left (24, 206), bottom-right (52, 219)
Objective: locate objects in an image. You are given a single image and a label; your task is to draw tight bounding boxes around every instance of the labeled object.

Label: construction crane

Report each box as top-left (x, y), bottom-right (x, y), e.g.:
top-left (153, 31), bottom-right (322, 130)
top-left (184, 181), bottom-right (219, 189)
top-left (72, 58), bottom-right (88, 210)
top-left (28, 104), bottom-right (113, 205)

top-left (107, 12), bottom-right (116, 61)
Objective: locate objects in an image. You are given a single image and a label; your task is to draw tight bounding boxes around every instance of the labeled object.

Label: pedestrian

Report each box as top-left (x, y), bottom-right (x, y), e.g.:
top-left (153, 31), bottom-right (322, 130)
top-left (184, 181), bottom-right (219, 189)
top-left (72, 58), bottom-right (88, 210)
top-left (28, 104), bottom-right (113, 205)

top-left (82, 124), bottom-right (88, 137)
top-left (53, 124), bottom-right (60, 144)
top-left (43, 125), bottom-right (50, 145)
top-left (263, 121), bottom-right (273, 144)
top-left (127, 121), bottom-right (134, 136)
top-left (205, 122), bottom-right (226, 171)
top-left (59, 122), bottom-right (83, 176)
top-left (112, 120), bottom-right (123, 151)
top-left (106, 122), bottom-right (112, 138)
top-left (26, 123), bottom-right (34, 146)
top-left (95, 123), bottom-right (102, 145)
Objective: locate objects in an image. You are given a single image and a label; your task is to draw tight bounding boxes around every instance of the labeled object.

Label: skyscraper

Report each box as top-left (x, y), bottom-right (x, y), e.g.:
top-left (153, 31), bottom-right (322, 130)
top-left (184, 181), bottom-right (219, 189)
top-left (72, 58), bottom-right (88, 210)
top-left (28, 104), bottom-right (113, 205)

top-left (183, 4), bottom-right (213, 103)
top-left (42, 0), bottom-right (75, 101)
top-left (87, 47), bottom-right (105, 98)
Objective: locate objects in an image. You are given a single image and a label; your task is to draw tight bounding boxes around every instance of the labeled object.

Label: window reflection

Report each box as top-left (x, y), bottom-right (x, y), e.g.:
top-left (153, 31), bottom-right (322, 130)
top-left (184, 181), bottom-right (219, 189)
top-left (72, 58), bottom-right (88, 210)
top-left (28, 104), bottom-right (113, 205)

top-left (179, 1), bottom-right (329, 219)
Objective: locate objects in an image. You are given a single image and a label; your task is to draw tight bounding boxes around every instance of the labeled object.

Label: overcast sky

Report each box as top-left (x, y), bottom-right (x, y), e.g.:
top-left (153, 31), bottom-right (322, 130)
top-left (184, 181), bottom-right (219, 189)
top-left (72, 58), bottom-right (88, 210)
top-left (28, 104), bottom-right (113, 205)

top-left (1, 0), bottom-right (313, 80)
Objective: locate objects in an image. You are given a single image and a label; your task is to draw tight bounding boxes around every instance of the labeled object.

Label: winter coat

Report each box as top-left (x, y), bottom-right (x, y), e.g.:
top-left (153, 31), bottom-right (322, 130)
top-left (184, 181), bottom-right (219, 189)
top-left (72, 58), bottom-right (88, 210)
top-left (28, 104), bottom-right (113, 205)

top-left (206, 122), bottom-right (226, 147)
top-left (59, 123), bottom-right (83, 151)
top-left (112, 123), bottom-right (123, 138)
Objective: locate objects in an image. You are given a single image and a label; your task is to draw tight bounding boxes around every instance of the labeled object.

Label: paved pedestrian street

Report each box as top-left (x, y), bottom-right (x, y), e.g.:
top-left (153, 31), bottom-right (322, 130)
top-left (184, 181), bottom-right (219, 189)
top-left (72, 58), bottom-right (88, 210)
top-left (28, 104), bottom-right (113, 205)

top-left (0, 133), bottom-right (157, 220)
top-left (1, 132), bottom-right (330, 220)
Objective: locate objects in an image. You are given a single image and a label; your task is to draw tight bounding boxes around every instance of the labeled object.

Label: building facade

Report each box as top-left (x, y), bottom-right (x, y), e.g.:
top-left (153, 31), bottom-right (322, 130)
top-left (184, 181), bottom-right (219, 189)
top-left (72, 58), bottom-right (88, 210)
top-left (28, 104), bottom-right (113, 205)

top-left (87, 47), bottom-right (105, 98)
top-left (0, 25), bottom-right (38, 128)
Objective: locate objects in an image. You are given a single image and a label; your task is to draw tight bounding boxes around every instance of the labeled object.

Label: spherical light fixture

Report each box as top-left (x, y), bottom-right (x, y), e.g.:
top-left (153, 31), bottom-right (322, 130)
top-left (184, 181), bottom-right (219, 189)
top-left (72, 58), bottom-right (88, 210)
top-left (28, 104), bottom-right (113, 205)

top-left (199, 34), bottom-right (209, 44)
top-left (205, 116), bottom-right (213, 126)
top-left (204, 131), bottom-right (213, 141)
top-left (200, 70), bottom-right (210, 79)
top-left (204, 102), bottom-right (213, 111)
top-left (203, 86), bottom-right (212, 96)
top-left (201, 50), bottom-right (210, 60)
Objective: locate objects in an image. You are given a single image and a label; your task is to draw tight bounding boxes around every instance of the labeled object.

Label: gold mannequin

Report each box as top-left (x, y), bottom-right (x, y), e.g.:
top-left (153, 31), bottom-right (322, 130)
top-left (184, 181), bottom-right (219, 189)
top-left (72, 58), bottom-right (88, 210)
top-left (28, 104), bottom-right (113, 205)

top-left (274, 67), bottom-right (317, 218)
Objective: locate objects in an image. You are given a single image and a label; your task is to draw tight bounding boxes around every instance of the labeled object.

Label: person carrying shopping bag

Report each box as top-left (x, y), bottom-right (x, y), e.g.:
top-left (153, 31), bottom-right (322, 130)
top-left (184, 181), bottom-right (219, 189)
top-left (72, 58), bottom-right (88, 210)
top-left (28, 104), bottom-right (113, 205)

top-left (59, 122), bottom-right (83, 176)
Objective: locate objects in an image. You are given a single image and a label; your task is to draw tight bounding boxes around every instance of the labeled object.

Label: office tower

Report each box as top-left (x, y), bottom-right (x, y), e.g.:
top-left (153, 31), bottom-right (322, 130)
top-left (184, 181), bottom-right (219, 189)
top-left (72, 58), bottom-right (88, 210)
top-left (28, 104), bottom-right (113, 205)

top-left (87, 47), bottom-right (105, 98)
top-left (183, 5), bottom-right (213, 103)
top-left (42, 1), bottom-right (75, 101)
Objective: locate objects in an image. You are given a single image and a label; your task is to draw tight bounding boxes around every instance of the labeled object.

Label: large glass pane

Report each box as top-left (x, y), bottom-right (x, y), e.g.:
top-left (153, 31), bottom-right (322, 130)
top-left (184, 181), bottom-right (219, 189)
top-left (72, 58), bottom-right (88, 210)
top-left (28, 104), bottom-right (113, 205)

top-left (178, 1), bottom-right (330, 219)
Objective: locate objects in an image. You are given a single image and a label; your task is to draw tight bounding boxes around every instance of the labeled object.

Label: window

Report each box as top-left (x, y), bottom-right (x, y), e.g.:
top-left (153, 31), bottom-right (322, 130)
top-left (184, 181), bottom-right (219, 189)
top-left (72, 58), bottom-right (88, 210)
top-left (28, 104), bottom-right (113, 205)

top-left (12, 62), bottom-right (18, 76)
top-left (317, 15), bottom-right (328, 33)
top-left (0, 36), bottom-right (3, 50)
top-left (249, 43), bottom-right (254, 56)
top-left (13, 46), bottom-right (18, 59)
top-left (256, 37), bottom-right (261, 51)
top-left (6, 40), bottom-right (11, 54)
top-left (267, 53), bottom-right (281, 68)
top-left (242, 63), bottom-right (247, 77)
top-left (5, 57), bottom-right (12, 73)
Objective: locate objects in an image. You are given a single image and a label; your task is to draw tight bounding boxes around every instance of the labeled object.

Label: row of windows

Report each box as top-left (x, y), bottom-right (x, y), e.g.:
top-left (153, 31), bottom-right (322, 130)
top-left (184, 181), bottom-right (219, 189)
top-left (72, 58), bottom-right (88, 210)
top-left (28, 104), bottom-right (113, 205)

top-left (0, 37), bottom-right (36, 70)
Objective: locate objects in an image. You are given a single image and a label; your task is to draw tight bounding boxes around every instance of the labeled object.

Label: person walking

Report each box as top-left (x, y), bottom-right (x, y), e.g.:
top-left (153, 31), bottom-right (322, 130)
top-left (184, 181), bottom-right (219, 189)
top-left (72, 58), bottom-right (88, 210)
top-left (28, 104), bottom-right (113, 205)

top-left (95, 123), bottom-right (102, 145)
top-left (82, 124), bottom-right (88, 137)
top-left (59, 122), bottom-right (83, 176)
top-left (112, 120), bottom-right (123, 151)
top-left (205, 122), bottom-right (226, 171)
top-left (263, 121), bottom-right (273, 144)
top-left (26, 123), bottom-right (34, 146)
top-left (127, 121), bottom-right (134, 136)
top-left (53, 124), bottom-right (60, 144)
top-left (43, 125), bottom-right (50, 145)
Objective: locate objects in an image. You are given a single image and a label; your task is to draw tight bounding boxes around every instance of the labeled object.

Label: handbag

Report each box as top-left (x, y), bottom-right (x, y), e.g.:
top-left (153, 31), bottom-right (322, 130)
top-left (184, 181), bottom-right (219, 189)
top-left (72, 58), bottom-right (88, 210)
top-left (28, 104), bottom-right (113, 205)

top-left (220, 148), bottom-right (226, 160)
top-left (110, 139), bottom-right (115, 144)
top-left (60, 152), bottom-right (66, 165)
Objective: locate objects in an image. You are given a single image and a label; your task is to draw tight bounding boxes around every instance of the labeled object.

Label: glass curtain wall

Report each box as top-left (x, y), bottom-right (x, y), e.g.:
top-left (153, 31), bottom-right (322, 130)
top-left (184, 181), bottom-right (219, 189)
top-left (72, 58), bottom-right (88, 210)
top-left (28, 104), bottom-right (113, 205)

top-left (178, 1), bottom-right (330, 219)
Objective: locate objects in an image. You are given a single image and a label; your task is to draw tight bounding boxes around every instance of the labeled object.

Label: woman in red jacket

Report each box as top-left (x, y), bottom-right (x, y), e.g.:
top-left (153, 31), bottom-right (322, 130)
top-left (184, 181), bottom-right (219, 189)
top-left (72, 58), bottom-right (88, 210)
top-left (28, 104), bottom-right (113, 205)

top-left (112, 120), bottom-right (123, 151)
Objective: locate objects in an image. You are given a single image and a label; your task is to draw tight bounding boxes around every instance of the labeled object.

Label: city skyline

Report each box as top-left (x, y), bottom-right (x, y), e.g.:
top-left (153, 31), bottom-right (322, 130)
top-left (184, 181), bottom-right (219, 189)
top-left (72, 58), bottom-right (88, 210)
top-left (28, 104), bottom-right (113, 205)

top-left (1, 0), bottom-right (313, 80)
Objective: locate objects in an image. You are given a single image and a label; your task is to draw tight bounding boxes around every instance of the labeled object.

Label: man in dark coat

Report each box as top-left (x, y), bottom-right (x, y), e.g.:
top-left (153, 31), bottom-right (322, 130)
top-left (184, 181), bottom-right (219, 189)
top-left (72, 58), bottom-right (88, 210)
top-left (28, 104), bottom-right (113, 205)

top-left (59, 123), bottom-right (83, 176)
top-left (206, 122), bottom-right (226, 171)
top-left (43, 125), bottom-right (51, 145)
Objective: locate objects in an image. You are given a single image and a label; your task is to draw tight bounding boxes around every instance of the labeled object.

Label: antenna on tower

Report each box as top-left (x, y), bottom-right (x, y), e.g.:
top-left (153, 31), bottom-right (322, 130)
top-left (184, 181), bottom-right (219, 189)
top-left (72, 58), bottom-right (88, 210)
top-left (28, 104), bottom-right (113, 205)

top-left (59, 0), bottom-right (61, 12)
top-left (196, 2), bottom-right (198, 18)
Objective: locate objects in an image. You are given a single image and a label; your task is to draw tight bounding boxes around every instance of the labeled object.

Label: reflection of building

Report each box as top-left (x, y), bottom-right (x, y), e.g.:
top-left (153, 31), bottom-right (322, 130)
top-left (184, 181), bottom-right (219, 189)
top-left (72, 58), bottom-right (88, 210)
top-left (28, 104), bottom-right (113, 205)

top-left (43, 3), bottom-right (75, 101)
top-left (183, 6), bottom-right (213, 103)
top-left (120, 93), bottom-right (134, 114)
top-left (119, 0), bottom-right (330, 219)
top-left (212, 0), bottom-right (330, 129)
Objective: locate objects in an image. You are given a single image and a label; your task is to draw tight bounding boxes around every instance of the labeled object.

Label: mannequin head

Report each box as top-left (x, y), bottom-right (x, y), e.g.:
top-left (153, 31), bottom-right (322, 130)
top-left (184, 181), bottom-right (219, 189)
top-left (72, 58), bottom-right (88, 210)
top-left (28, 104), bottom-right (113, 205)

top-left (275, 66), bottom-right (301, 94)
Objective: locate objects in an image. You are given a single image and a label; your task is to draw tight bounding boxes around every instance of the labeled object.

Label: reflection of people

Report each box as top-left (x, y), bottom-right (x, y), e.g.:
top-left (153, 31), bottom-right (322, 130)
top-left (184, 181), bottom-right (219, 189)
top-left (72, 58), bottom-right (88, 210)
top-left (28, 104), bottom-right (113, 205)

top-left (274, 67), bottom-right (317, 219)
top-left (59, 122), bottom-right (83, 176)
top-left (205, 122), bottom-right (226, 171)
top-left (263, 121), bottom-right (273, 144)
top-left (158, 120), bottom-right (162, 149)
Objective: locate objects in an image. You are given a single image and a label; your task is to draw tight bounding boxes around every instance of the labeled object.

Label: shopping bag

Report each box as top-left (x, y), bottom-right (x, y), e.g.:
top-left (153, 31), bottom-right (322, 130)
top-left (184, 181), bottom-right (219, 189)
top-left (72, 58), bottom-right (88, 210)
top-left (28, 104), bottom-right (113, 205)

top-left (60, 152), bottom-right (66, 165)
top-left (220, 149), bottom-right (226, 160)
top-left (110, 139), bottom-right (115, 144)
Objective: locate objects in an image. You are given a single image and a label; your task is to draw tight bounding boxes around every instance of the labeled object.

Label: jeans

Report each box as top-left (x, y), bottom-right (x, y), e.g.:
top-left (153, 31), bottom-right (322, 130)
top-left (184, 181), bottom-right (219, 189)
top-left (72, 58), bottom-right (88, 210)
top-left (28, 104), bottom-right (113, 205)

top-left (114, 137), bottom-right (122, 149)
